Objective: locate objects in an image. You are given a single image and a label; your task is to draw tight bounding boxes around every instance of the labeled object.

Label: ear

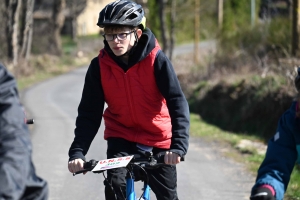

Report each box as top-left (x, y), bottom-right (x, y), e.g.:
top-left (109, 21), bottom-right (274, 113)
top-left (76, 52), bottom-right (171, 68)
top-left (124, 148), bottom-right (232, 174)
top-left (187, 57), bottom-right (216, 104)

top-left (136, 29), bottom-right (143, 39)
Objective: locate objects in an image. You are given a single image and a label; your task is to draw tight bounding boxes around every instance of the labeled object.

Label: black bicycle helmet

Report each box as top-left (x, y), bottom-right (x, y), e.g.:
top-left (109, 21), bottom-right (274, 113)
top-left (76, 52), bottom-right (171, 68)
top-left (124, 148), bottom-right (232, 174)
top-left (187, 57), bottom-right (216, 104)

top-left (97, 0), bottom-right (145, 29)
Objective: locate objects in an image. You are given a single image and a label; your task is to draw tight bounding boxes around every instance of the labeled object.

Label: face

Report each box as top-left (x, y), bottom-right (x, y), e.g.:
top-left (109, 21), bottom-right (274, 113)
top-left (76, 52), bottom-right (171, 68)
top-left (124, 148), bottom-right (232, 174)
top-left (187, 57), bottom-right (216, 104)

top-left (103, 27), bottom-right (142, 56)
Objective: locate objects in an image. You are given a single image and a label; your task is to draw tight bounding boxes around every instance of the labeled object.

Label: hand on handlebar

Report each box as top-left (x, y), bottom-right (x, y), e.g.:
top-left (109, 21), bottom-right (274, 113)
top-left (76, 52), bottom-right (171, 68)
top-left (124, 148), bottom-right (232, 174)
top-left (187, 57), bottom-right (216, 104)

top-left (250, 187), bottom-right (275, 200)
top-left (164, 151), bottom-right (181, 165)
top-left (68, 158), bottom-right (87, 175)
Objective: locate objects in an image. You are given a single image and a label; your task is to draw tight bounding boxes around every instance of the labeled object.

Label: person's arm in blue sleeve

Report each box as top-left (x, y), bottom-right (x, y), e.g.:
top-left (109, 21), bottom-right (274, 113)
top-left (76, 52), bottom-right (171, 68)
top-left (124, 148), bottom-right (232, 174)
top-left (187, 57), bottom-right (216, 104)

top-left (154, 51), bottom-right (190, 158)
top-left (251, 102), bottom-right (299, 200)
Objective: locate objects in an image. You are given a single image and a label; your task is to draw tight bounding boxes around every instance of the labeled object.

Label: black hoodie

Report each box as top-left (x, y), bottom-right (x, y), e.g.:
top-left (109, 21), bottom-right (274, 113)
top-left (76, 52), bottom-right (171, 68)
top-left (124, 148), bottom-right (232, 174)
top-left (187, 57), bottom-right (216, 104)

top-left (69, 28), bottom-right (190, 161)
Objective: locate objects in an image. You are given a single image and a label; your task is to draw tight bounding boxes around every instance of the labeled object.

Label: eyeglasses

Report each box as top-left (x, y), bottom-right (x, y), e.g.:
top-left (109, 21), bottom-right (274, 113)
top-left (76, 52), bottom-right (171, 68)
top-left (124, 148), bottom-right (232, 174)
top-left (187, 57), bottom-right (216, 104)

top-left (102, 30), bottom-right (135, 41)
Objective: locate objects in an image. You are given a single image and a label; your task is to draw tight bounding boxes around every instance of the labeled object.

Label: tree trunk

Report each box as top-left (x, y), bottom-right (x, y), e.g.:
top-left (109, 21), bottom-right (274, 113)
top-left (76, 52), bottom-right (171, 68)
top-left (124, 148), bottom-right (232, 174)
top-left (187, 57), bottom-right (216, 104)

top-left (5, 0), bottom-right (22, 70)
top-left (4, 0), bottom-right (36, 75)
top-left (169, 0), bottom-right (176, 61)
top-left (71, 17), bottom-right (77, 42)
top-left (158, 0), bottom-right (168, 53)
top-left (217, 0), bottom-right (223, 30)
top-left (49, 0), bottom-right (66, 56)
top-left (194, 0), bottom-right (200, 64)
top-left (5, 0), bottom-right (18, 60)
top-left (292, 0), bottom-right (300, 56)
top-left (66, 0), bottom-right (87, 42)
top-left (20, 0), bottom-right (35, 60)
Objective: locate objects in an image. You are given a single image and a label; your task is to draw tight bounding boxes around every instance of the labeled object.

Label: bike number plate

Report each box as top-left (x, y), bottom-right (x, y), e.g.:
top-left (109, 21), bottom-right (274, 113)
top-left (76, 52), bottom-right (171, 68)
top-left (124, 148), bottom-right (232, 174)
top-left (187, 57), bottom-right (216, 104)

top-left (92, 155), bottom-right (134, 172)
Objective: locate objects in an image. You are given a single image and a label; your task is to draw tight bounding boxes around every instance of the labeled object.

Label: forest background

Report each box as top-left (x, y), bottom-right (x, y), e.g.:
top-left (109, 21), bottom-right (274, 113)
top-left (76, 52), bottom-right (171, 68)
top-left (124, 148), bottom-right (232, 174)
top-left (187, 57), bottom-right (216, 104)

top-left (1, 0), bottom-right (300, 199)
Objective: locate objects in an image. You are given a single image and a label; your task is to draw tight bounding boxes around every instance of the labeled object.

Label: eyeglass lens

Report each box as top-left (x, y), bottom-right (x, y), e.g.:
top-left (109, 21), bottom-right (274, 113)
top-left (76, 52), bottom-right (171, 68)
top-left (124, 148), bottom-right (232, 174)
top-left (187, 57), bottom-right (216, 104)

top-left (104, 31), bottom-right (134, 41)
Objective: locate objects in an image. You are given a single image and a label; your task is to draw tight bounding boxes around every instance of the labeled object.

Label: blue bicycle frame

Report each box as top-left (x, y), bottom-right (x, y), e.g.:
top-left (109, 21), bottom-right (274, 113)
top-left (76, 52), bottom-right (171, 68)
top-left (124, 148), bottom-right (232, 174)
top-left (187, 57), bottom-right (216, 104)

top-left (126, 171), bottom-right (150, 200)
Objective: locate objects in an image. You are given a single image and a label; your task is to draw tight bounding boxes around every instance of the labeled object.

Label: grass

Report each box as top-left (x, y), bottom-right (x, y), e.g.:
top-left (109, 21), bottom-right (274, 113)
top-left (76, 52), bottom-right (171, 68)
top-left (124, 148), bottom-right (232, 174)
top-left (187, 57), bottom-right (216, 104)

top-left (190, 112), bottom-right (300, 199)
top-left (17, 54), bottom-right (89, 90)
top-left (17, 36), bottom-right (93, 91)
top-left (190, 113), bottom-right (264, 164)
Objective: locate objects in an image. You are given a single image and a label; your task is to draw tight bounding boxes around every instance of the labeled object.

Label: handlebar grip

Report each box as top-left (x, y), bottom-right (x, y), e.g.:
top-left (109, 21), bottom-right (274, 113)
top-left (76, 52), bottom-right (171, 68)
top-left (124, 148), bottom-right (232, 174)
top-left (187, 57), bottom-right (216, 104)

top-left (73, 159), bottom-right (98, 176)
top-left (26, 119), bottom-right (34, 124)
top-left (84, 159), bottom-right (98, 169)
top-left (73, 169), bottom-right (89, 176)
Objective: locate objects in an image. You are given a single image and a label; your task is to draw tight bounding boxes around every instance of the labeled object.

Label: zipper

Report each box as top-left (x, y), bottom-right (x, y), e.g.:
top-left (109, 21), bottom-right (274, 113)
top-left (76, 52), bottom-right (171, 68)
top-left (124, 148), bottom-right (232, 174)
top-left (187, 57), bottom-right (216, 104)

top-left (124, 72), bottom-right (138, 125)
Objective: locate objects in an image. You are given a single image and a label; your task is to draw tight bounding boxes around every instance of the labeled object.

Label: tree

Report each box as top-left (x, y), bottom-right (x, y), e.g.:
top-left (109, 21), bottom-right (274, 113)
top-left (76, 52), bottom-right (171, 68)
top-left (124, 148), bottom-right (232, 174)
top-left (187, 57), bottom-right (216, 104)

top-left (3, 0), bottom-right (35, 75)
top-left (158, 0), bottom-right (168, 53)
top-left (48, 0), bottom-right (66, 56)
top-left (20, 0), bottom-right (35, 60)
top-left (168, 0), bottom-right (176, 60)
top-left (5, 0), bottom-right (22, 69)
top-left (194, 0), bottom-right (200, 64)
top-left (217, 0), bottom-right (223, 30)
top-left (292, 0), bottom-right (300, 56)
top-left (66, 0), bottom-right (87, 42)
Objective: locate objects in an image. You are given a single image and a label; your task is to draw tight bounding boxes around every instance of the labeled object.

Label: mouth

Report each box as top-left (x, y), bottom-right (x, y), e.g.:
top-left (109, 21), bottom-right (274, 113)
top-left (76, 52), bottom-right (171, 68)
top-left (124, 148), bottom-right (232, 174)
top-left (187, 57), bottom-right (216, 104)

top-left (113, 47), bottom-right (122, 50)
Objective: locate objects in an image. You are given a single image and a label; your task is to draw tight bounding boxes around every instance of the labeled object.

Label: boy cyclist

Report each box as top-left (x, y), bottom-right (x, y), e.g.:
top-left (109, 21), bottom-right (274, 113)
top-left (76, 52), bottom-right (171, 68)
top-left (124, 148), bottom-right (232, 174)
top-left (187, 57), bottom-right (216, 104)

top-left (67, 1), bottom-right (190, 200)
top-left (250, 68), bottom-right (300, 200)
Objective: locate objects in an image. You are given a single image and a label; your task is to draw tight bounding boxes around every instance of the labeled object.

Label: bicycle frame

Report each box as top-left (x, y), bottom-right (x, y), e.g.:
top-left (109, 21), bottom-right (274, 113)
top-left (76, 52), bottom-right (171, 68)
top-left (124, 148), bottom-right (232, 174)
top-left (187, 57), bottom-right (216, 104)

top-left (126, 170), bottom-right (151, 200)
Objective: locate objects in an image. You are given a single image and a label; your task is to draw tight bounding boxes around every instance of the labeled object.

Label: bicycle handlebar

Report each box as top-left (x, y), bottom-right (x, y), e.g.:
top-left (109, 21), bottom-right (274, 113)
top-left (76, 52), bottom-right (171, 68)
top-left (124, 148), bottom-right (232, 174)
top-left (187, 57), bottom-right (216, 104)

top-left (26, 118), bottom-right (34, 124)
top-left (73, 151), bottom-right (184, 176)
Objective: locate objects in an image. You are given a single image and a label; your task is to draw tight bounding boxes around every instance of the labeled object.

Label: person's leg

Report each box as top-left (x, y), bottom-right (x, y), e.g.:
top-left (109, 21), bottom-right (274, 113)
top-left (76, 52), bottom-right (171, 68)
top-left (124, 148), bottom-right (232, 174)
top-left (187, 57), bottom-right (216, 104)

top-left (147, 165), bottom-right (179, 200)
top-left (104, 167), bottom-right (127, 200)
top-left (105, 137), bottom-right (134, 200)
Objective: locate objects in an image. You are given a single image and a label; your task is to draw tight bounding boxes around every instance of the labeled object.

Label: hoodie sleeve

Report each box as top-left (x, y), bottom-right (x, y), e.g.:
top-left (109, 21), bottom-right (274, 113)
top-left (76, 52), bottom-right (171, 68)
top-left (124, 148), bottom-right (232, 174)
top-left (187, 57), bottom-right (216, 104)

top-left (251, 102), bottom-right (299, 200)
top-left (68, 57), bottom-right (105, 161)
top-left (154, 51), bottom-right (190, 157)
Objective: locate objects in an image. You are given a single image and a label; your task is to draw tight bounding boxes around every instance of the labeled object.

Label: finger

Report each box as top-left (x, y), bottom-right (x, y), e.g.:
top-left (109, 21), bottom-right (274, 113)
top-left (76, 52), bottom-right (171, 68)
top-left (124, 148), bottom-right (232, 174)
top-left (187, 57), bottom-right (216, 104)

top-left (164, 151), bottom-right (170, 164)
top-left (177, 156), bottom-right (181, 164)
top-left (170, 153), bottom-right (180, 165)
top-left (68, 162), bottom-right (73, 173)
top-left (172, 153), bottom-right (178, 165)
top-left (75, 160), bottom-right (83, 172)
top-left (169, 153), bottom-right (174, 164)
top-left (68, 161), bottom-right (76, 173)
top-left (168, 152), bottom-right (174, 164)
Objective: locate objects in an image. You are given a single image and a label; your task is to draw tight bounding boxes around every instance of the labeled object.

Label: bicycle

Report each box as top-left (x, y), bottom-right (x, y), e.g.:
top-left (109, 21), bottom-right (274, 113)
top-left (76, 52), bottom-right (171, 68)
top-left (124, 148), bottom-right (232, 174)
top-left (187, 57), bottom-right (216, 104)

top-left (73, 150), bottom-right (183, 200)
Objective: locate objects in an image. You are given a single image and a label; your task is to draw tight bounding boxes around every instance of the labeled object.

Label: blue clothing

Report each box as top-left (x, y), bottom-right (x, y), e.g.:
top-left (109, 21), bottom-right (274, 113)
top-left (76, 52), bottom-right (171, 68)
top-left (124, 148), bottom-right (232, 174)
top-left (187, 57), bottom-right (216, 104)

top-left (252, 101), bottom-right (300, 200)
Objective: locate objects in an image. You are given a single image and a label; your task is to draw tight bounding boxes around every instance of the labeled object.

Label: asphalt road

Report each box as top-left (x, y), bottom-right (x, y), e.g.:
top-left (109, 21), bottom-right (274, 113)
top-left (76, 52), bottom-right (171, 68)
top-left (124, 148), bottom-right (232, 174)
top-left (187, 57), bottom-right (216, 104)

top-left (21, 42), bottom-right (255, 200)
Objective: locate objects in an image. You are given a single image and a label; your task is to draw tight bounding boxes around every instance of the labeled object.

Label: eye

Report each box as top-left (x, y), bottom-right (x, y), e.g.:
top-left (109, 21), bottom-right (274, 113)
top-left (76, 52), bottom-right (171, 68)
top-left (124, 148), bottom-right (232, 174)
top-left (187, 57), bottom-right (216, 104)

top-left (103, 34), bottom-right (115, 41)
top-left (118, 33), bottom-right (128, 40)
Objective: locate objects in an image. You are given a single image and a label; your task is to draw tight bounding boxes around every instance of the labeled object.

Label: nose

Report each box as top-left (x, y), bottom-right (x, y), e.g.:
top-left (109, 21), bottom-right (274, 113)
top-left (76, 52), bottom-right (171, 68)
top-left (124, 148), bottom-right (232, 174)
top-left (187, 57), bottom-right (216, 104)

top-left (112, 35), bottom-right (120, 43)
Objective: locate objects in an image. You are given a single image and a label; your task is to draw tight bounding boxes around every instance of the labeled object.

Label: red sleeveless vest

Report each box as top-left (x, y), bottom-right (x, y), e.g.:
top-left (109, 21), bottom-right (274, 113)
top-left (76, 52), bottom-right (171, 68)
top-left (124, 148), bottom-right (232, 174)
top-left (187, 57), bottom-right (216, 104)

top-left (98, 41), bottom-right (172, 148)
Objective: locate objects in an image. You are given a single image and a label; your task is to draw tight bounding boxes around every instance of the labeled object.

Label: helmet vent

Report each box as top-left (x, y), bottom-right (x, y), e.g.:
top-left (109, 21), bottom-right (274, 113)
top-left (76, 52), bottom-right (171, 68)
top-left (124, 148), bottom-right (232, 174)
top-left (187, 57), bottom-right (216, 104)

top-left (127, 13), bottom-right (138, 20)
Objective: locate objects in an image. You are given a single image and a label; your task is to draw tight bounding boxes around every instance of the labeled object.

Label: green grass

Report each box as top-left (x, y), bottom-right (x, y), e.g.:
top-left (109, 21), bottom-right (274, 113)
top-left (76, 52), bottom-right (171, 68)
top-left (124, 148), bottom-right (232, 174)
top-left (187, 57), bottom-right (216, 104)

top-left (17, 35), bottom-right (93, 90)
top-left (190, 113), bottom-right (300, 199)
top-left (17, 62), bottom-right (71, 90)
top-left (61, 36), bottom-right (77, 55)
top-left (286, 166), bottom-right (300, 199)
top-left (190, 112), bottom-right (262, 162)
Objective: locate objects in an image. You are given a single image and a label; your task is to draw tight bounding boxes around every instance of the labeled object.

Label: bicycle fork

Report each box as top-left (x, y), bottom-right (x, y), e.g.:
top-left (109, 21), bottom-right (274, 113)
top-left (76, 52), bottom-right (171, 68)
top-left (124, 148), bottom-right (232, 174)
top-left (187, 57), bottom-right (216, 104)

top-left (126, 172), bottom-right (150, 200)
